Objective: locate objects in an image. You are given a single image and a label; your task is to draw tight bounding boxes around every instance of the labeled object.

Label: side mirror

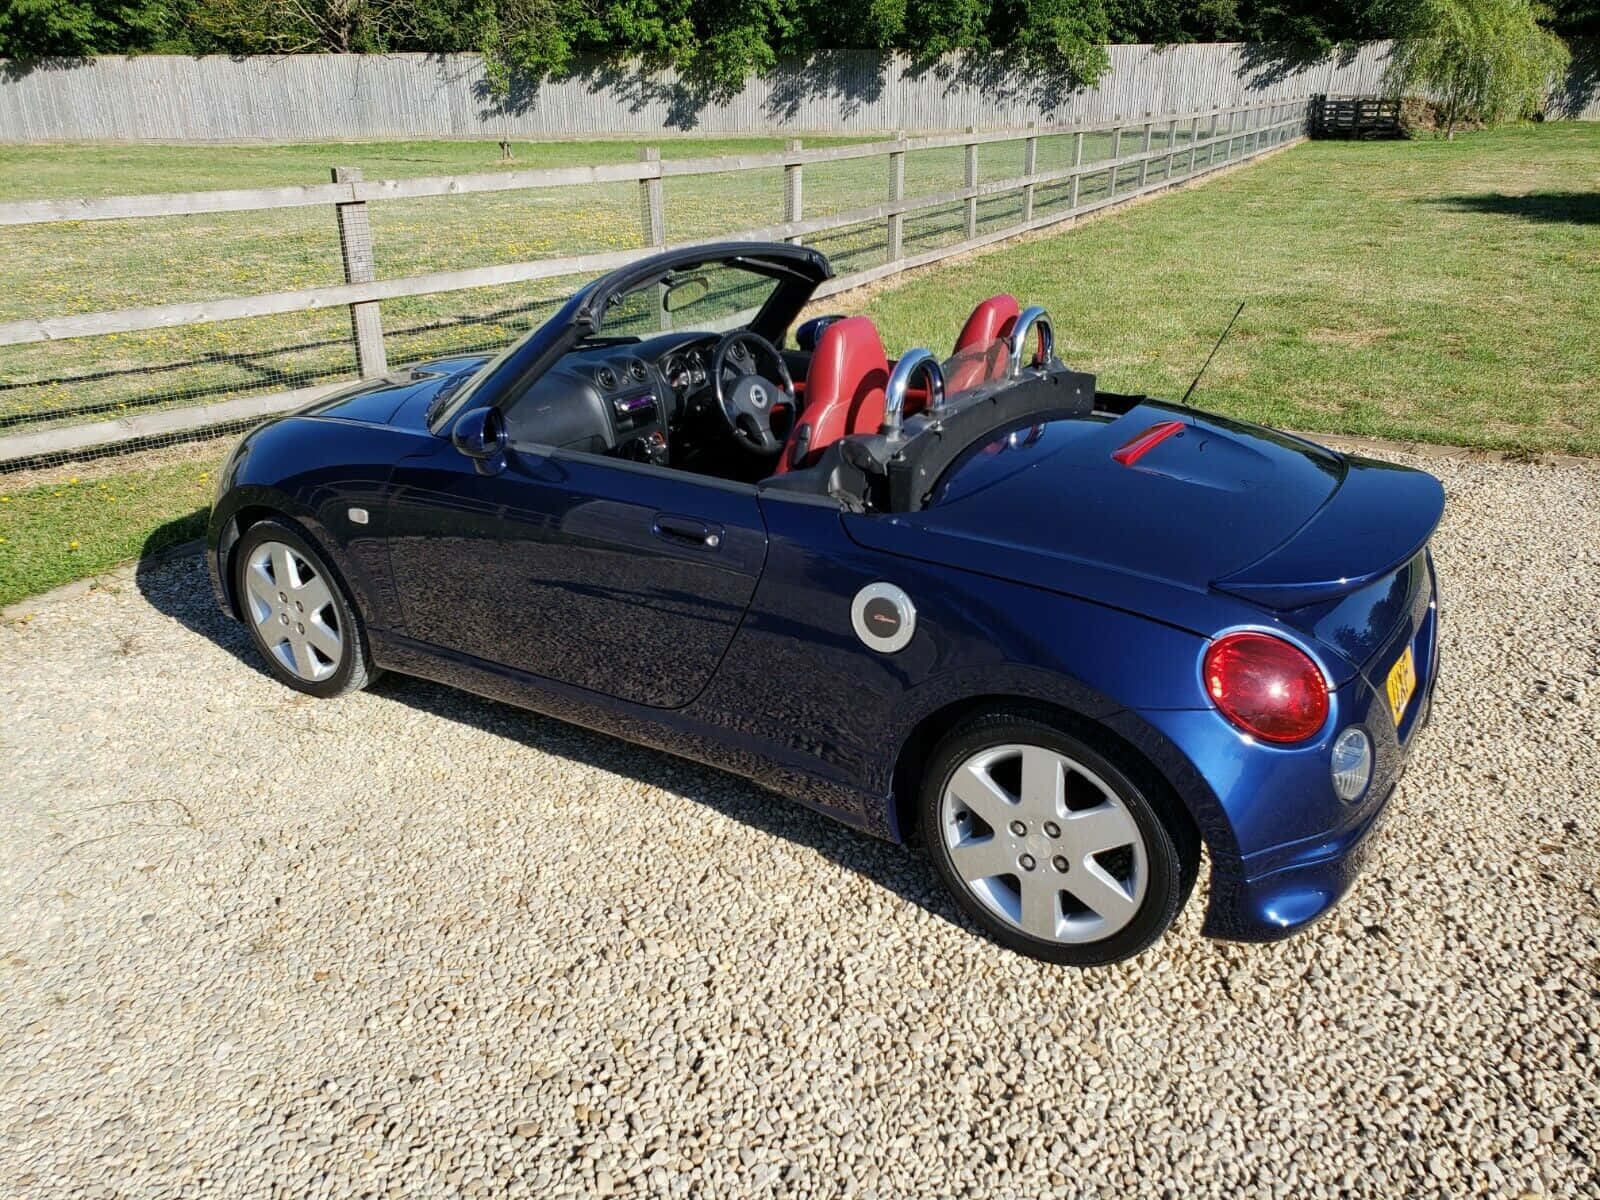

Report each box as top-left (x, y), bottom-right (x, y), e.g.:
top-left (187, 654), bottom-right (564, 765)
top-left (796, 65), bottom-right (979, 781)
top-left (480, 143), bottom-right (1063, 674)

top-left (451, 406), bottom-right (507, 475)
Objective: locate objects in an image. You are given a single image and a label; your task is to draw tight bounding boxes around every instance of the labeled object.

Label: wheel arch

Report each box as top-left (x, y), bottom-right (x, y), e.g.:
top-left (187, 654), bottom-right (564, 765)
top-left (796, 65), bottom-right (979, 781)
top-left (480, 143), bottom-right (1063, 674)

top-left (215, 499), bottom-right (374, 632)
top-left (887, 693), bottom-right (1235, 876)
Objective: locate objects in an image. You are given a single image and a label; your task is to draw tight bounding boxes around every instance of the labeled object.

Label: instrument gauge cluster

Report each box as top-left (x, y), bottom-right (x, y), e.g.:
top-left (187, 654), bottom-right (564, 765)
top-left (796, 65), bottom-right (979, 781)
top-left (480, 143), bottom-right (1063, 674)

top-left (663, 347), bottom-right (710, 398)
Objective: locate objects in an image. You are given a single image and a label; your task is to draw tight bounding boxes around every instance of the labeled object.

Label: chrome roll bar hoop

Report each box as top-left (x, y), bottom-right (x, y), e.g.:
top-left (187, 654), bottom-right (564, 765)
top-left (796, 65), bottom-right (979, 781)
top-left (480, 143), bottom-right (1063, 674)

top-left (1007, 306), bottom-right (1055, 377)
top-left (881, 348), bottom-right (946, 436)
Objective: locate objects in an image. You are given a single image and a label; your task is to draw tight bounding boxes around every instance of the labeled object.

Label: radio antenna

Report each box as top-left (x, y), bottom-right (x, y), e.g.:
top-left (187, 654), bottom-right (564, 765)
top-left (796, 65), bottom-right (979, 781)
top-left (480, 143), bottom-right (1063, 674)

top-left (1179, 301), bottom-right (1245, 408)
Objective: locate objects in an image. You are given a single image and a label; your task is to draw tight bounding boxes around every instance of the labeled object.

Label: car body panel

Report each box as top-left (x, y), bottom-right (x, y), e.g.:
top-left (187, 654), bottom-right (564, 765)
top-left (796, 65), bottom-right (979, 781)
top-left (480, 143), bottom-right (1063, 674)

top-left (926, 400), bottom-right (1346, 590)
top-left (384, 440), bottom-right (768, 709)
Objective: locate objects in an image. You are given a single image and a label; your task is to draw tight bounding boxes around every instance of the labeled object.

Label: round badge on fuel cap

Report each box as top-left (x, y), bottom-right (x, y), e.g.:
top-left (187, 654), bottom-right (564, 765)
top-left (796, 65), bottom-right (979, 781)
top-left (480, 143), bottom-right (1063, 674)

top-left (852, 582), bottom-right (917, 653)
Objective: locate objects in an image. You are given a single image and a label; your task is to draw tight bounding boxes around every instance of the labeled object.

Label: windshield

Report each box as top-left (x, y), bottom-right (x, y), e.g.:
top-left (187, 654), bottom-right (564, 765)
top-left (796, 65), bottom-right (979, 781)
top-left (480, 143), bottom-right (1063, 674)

top-left (595, 261), bottom-right (786, 337)
top-left (428, 260), bottom-right (789, 432)
top-left (428, 247), bottom-right (825, 434)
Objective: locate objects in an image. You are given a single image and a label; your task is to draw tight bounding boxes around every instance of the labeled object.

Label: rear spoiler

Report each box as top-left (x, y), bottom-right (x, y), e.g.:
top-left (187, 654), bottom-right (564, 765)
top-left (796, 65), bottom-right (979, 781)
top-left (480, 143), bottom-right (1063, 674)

top-left (1211, 456), bottom-right (1445, 610)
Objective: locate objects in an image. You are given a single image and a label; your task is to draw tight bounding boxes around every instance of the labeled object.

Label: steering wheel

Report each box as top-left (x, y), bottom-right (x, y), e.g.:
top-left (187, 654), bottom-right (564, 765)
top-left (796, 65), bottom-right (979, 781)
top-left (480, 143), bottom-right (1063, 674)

top-left (710, 330), bottom-right (797, 456)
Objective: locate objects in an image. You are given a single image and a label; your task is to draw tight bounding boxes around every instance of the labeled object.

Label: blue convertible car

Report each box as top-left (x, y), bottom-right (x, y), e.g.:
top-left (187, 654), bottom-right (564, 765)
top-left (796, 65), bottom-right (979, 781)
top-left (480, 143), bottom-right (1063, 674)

top-left (208, 241), bottom-right (1443, 965)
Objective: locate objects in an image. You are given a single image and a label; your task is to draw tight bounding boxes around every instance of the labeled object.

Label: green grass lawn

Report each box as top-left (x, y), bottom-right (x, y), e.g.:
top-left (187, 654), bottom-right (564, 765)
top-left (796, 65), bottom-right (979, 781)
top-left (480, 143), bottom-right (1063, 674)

top-left (2, 122), bottom-right (1594, 609)
top-left (868, 123), bottom-right (1600, 454)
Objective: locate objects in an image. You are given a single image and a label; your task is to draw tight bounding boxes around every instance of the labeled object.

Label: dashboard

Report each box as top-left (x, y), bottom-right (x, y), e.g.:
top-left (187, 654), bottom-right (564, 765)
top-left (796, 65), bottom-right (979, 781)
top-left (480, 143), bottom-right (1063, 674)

top-left (499, 331), bottom-right (724, 466)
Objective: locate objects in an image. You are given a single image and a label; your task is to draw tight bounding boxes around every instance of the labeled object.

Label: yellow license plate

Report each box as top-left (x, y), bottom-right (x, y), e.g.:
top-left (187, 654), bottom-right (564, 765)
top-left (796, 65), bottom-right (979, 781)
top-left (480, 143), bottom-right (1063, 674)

top-left (1385, 644), bottom-right (1417, 726)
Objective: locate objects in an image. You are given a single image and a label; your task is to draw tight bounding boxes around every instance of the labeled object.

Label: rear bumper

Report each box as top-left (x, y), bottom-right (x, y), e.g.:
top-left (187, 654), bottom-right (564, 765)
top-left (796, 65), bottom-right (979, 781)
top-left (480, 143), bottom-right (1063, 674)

top-left (1142, 558), bottom-right (1439, 942)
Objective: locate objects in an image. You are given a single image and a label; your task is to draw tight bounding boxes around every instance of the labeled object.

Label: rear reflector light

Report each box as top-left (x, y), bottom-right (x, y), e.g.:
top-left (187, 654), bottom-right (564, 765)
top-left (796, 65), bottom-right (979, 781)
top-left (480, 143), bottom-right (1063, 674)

top-left (1330, 726), bottom-right (1373, 800)
top-left (1112, 420), bottom-right (1185, 466)
top-left (1203, 632), bottom-right (1329, 743)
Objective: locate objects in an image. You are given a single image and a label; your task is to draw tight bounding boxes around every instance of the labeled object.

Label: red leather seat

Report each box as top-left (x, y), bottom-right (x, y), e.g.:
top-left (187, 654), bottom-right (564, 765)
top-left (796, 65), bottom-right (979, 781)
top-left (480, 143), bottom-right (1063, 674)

top-left (946, 294), bottom-right (1020, 394)
top-left (777, 317), bottom-right (889, 474)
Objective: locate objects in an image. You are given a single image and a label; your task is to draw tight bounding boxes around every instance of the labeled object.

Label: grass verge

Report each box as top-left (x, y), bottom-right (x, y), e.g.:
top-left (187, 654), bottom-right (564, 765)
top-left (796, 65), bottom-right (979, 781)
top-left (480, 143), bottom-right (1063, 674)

top-left (0, 458), bottom-right (214, 610)
top-left (1, 129), bottom-right (1132, 431)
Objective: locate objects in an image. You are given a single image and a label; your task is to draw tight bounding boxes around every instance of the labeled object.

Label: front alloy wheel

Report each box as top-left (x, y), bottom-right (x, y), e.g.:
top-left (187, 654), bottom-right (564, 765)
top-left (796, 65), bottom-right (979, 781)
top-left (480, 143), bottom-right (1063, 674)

top-left (233, 518), bottom-right (374, 698)
top-left (244, 540), bottom-right (344, 682)
top-left (922, 711), bottom-right (1196, 965)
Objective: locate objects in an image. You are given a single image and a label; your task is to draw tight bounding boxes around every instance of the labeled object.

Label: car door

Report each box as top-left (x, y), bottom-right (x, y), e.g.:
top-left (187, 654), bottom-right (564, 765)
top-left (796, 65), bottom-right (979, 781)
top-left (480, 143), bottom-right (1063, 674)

top-left (383, 439), bottom-right (768, 709)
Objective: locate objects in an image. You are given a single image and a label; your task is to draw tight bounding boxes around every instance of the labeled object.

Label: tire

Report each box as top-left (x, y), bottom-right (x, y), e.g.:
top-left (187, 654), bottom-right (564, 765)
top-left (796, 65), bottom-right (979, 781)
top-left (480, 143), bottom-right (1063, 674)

top-left (920, 708), bottom-right (1198, 966)
top-left (232, 518), bottom-right (376, 699)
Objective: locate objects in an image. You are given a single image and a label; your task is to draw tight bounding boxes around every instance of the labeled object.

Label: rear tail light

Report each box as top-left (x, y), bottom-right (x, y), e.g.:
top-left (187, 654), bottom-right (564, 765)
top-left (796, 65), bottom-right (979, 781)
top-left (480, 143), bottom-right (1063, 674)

top-left (1203, 632), bottom-right (1329, 743)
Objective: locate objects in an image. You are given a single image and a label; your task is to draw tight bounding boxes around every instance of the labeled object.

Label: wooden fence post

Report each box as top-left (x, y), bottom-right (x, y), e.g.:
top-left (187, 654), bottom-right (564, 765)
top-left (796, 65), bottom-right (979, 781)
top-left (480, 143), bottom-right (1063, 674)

top-left (1187, 115), bottom-right (1199, 175)
top-left (638, 146), bottom-right (665, 247)
top-left (331, 167), bottom-right (386, 378)
top-left (1069, 129), bottom-right (1084, 210)
top-left (963, 128), bottom-right (979, 239)
top-left (1164, 118), bottom-right (1178, 179)
top-left (1022, 123), bottom-right (1038, 224)
top-left (1137, 117), bottom-right (1153, 188)
top-left (1109, 121), bottom-right (1123, 194)
top-left (783, 138), bottom-right (803, 243)
top-left (638, 147), bottom-right (668, 329)
top-left (887, 131), bottom-right (906, 262)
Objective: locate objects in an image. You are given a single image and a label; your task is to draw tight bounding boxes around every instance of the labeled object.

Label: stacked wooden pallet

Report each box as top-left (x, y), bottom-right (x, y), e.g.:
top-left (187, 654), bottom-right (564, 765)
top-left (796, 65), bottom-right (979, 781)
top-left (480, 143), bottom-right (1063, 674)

top-left (1313, 95), bottom-right (1401, 138)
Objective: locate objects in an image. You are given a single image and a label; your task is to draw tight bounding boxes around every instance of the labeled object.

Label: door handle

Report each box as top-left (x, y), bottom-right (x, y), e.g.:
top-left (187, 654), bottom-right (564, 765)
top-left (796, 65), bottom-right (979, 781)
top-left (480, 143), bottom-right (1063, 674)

top-left (652, 513), bottom-right (722, 549)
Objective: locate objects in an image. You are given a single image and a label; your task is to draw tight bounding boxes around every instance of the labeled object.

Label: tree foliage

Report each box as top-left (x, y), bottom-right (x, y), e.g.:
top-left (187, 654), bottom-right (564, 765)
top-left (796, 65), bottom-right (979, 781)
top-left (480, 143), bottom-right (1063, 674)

top-left (0, 0), bottom-right (173, 58)
top-left (1385, 0), bottom-right (1571, 134)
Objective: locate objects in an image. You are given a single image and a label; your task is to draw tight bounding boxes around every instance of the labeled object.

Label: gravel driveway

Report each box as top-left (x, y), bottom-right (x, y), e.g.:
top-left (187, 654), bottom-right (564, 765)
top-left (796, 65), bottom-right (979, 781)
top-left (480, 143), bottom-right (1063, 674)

top-left (2, 452), bottom-right (1596, 1199)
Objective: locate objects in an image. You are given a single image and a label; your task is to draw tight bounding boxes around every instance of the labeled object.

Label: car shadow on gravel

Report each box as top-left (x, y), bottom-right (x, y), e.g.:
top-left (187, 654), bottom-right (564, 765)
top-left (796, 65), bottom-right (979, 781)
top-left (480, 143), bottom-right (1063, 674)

top-left (135, 533), bottom-right (266, 674)
top-left (134, 545), bottom-right (971, 938)
top-left (367, 671), bottom-right (964, 926)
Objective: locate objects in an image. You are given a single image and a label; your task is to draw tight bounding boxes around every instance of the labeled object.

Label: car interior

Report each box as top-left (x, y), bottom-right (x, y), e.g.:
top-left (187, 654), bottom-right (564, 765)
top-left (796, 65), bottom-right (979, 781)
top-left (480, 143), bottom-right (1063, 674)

top-left (475, 253), bottom-right (1098, 513)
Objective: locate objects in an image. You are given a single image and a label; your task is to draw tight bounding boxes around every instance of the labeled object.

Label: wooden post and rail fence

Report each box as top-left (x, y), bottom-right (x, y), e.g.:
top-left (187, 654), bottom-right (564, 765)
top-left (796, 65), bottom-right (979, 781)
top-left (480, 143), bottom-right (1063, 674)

top-left (0, 97), bottom-right (1313, 468)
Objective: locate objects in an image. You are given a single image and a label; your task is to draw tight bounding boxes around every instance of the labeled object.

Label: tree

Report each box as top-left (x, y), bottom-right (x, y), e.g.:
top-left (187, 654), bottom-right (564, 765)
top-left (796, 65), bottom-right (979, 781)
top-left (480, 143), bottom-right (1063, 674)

top-left (1384, 0), bottom-right (1570, 136)
top-left (0, 0), bottom-right (171, 59)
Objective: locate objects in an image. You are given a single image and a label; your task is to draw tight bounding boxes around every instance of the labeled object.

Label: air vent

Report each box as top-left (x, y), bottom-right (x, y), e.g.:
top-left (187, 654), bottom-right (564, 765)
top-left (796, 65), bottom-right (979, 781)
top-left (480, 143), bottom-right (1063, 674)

top-left (595, 366), bottom-right (618, 390)
top-left (629, 359), bottom-right (648, 381)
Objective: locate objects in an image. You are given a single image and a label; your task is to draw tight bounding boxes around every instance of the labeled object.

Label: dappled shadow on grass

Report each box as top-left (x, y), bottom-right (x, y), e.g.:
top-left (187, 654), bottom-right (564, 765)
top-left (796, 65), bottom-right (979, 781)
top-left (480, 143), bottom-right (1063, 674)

top-left (1432, 192), bottom-right (1600, 226)
top-left (130, 547), bottom-right (974, 942)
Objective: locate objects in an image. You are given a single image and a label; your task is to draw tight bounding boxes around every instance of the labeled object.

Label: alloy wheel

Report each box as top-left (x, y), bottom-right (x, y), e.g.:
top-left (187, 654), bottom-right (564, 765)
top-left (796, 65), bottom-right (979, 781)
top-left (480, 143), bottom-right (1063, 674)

top-left (939, 742), bottom-right (1149, 944)
top-left (243, 540), bottom-right (343, 682)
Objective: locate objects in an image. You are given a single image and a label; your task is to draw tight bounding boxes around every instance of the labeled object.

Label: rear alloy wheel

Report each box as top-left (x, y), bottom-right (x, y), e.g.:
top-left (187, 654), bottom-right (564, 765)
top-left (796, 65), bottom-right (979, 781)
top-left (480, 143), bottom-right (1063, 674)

top-left (921, 711), bottom-right (1195, 965)
top-left (234, 519), bottom-right (374, 698)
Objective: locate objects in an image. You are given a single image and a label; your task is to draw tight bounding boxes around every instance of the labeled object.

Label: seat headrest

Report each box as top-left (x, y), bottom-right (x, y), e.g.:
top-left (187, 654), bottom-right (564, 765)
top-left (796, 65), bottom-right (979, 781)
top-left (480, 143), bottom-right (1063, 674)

top-left (954, 295), bottom-right (1021, 354)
